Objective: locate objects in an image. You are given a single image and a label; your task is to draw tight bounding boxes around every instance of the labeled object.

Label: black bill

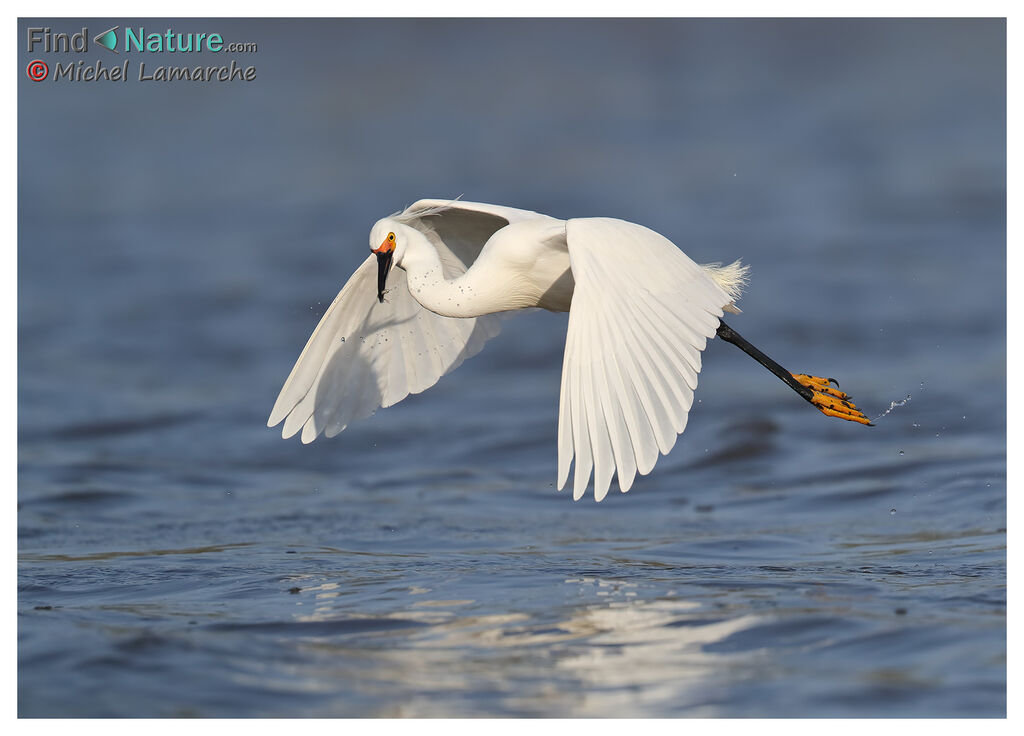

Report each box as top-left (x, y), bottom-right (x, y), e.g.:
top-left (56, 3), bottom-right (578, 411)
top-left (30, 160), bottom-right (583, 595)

top-left (376, 250), bottom-right (393, 303)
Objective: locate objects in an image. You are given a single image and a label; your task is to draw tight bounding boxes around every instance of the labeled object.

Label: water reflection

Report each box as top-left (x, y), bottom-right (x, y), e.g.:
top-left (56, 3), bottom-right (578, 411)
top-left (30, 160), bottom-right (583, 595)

top-left (282, 579), bottom-right (763, 716)
top-left (550, 600), bottom-right (760, 716)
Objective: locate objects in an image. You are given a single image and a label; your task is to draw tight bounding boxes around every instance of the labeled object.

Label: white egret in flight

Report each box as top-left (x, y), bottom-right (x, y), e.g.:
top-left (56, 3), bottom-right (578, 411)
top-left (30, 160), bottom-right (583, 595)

top-left (268, 199), bottom-right (870, 501)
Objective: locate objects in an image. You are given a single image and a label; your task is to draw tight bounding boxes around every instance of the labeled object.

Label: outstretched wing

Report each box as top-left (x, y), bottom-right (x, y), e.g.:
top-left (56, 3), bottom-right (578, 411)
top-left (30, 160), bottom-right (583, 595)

top-left (268, 199), bottom-right (553, 444)
top-left (558, 218), bottom-right (734, 501)
top-left (267, 255), bottom-right (502, 442)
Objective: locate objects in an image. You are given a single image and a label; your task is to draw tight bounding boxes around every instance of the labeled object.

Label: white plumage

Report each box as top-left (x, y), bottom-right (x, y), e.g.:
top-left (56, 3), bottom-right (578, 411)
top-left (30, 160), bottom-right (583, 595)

top-left (269, 198), bottom-right (749, 501)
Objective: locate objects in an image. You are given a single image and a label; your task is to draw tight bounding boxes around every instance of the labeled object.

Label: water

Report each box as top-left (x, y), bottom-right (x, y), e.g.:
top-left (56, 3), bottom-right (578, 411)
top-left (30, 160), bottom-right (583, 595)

top-left (18, 19), bottom-right (1005, 717)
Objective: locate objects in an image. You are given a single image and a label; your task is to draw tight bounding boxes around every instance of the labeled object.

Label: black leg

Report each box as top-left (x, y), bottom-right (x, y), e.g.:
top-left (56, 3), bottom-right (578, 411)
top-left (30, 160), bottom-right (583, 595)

top-left (716, 321), bottom-right (814, 401)
top-left (715, 320), bottom-right (872, 425)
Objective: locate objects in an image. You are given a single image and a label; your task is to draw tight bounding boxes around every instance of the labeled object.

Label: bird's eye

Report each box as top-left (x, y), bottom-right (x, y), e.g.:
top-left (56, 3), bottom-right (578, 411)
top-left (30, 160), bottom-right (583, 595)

top-left (388, 233), bottom-right (395, 242)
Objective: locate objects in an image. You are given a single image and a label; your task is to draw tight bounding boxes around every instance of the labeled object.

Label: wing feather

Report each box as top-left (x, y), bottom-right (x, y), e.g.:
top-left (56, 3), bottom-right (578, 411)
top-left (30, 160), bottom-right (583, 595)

top-left (269, 255), bottom-right (500, 443)
top-left (599, 310), bottom-right (662, 476)
top-left (589, 299), bottom-right (633, 500)
top-left (582, 303), bottom-right (616, 500)
top-left (556, 316), bottom-right (576, 490)
top-left (558, 218), bottom-right (735, 500)
top-left (269, 200), bottom-right (538, 442)
top-left (591, 283), bottom-right (650, 491)
top-left (569, 309), bottom-right (593, 501)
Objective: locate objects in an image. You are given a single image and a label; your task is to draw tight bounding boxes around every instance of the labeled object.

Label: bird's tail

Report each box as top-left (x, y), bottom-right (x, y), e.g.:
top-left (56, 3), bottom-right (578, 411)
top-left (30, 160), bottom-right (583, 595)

top-left (701, 259), bottom-right (750, 313)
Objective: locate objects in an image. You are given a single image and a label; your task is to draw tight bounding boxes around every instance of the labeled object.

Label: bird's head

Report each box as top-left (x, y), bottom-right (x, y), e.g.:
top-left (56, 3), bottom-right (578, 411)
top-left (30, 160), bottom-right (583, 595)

top-left (369, 219), bottom-right (409, 303)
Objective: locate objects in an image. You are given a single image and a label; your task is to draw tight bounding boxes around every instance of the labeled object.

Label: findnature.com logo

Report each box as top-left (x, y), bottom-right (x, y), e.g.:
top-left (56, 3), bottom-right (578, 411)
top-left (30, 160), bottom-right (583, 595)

top-left (26, 24), bottom-right (259, 83)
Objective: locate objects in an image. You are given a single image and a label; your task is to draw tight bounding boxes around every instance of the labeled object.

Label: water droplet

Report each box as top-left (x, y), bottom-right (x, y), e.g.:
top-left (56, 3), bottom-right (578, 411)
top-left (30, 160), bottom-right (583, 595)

top-left (874, 394), bottom-right (912, 422)
top-left (898, 449), bottom-right (904, 455)
top-left (890, 508), bottom-right (896, 515)
top-left (912, 422), bottom-right (920, 428)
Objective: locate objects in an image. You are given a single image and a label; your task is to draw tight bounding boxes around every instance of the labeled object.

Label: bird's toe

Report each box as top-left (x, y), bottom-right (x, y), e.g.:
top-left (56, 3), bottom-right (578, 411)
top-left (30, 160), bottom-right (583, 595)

top-left (793, 373), bottom-right (872, 426)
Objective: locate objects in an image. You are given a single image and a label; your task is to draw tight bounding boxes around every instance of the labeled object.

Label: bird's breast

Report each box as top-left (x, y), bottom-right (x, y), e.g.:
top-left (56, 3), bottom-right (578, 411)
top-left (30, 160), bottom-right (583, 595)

top-left (481, 220), bottom-right (574, 312)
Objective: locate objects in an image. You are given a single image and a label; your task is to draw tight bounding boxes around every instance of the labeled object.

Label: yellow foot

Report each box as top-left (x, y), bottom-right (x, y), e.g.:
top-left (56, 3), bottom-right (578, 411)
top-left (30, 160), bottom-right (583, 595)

top-left (792, 373), bottom-right (873, 425)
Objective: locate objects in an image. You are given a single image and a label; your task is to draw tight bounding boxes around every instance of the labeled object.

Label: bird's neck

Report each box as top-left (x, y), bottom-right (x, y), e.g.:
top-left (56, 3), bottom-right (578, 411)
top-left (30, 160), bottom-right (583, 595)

top-left (401, 247), bottom-right (520, 318)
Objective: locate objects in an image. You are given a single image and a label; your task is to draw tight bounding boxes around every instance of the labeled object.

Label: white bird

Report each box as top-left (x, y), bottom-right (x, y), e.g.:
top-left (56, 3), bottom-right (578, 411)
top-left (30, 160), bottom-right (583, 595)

top-left (268, 199), bottom-right (870, 501)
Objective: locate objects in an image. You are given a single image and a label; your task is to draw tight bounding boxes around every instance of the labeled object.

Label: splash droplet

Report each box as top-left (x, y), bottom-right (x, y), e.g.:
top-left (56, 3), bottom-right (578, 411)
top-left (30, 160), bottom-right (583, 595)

top-left (890, 508), bottom-right (897, 515)
top-left (873, 394), bottom-right (912, 422)
top-left (898, 449), bottom-right (904, 456)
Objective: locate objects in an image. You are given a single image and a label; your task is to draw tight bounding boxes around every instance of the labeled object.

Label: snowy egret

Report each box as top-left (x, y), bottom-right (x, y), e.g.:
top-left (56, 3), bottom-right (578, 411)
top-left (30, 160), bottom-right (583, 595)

top-left (268, 199), bottom-right (870, 501)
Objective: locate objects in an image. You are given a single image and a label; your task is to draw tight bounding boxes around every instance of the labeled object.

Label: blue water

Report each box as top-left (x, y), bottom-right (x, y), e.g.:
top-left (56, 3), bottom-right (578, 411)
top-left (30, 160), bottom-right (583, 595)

top-left (18, 18), bottom-right (1005, 717)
